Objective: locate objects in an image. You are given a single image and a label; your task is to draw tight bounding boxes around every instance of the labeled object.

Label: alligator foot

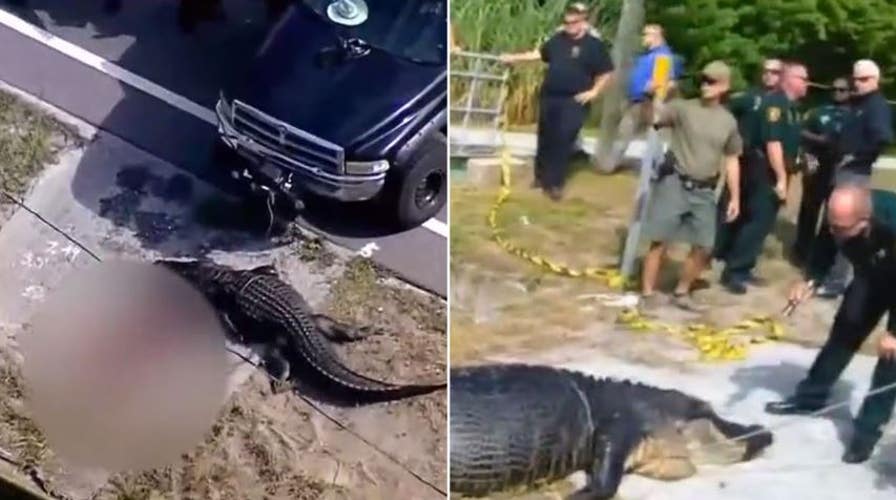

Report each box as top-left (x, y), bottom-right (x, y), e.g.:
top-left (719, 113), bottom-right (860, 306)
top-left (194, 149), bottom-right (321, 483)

top-left (580, 426), bottom-right (640, 500)
top-left (261, 349), bottom-right (293, 395)
top-left (270, 377), bottom-right (293, 395)
top-left (313, 314), bottom-right (379, 342)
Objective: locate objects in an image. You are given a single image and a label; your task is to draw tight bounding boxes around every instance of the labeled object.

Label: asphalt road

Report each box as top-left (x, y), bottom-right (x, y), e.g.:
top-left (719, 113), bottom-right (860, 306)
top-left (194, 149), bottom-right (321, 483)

top-left (0, 0), bottom-right (447, 296)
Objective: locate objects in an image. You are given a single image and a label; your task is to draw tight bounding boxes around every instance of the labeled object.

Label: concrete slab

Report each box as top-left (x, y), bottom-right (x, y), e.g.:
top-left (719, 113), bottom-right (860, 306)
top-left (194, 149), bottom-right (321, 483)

top-left (480, 340), bottom-right (896, 499)
top-left (464, 156), bottom-right (528, 188)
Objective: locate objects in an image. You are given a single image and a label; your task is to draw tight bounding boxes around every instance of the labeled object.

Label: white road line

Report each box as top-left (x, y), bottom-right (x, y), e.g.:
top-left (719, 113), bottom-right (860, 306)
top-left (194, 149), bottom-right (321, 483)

top-left (422, 218), bottom-right (448, 238)
top-left (0, 8), bottom-right (450, 237)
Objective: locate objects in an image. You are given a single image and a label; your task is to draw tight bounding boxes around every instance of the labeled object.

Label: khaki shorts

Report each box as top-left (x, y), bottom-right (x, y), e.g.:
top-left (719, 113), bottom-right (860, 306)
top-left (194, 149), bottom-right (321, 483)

top-left (643, 174), bottom-right (718, 249)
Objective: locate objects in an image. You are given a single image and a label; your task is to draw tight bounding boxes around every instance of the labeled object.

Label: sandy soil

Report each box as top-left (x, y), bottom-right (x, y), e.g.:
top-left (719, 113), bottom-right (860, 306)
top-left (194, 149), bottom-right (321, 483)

top-left (0, 87), bottom-right (447, 500)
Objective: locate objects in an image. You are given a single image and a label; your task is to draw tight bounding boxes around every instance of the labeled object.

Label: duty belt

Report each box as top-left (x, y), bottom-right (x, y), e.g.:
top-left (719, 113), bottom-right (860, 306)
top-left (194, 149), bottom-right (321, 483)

top-left (676, 171), bottom-right (718, 190)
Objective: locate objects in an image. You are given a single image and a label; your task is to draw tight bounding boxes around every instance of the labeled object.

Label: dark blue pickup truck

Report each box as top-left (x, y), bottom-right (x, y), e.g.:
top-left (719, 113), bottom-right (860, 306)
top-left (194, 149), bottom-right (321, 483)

top-left (215, 0), bottom-right (447, 229)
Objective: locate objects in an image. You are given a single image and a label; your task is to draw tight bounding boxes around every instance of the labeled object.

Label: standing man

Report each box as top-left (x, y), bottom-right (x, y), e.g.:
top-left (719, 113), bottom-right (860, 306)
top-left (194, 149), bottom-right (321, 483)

top-left (600, 23), bottom-right (679, 173)
top-left (792, 77), bottom-right (852, 265)
top-left (728, 59), bottom-right (783, 146)
top-left (814, 60), bottom-right (893, 298)
top-left (715, 62), bottom-right (809, 294)
top-left (766, 185), bottom-right (896, 463)
top-left (499, 2), bottom-right (614, 200)
top-left (834, 60), bottom-right (893, 186)
top-left (639, 61), bottom-right (742, 310)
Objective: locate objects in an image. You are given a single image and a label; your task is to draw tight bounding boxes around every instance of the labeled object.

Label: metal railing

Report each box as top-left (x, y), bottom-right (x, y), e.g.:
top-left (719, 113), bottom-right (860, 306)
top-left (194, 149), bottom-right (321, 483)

top-left (449, 50), bottom-right (509, 157)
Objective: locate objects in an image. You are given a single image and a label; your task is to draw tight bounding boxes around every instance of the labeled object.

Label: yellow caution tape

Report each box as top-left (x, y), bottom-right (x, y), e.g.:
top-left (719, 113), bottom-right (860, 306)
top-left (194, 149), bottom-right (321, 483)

top-left (486, 157), bottom-right (629, 290)
top-left (485, 118), bottom-right (788, 361)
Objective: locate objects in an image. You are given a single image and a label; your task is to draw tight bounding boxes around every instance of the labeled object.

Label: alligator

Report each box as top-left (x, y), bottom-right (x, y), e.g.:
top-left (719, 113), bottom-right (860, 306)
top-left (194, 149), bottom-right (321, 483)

top-left (450, 363), bottom-right (773, 499)
top-left (154, 258), bottom-right (445, 404)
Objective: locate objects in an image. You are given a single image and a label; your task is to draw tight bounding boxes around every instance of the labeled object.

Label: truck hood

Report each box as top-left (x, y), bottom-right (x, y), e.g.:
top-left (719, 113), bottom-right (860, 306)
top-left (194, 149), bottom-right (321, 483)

top-left (226, 5), bottom-right (442, 155)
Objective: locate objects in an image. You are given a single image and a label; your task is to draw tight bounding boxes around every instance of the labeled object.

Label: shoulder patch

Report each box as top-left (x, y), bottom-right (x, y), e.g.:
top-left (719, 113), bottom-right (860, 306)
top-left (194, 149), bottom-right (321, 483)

top-left (767, 106), bottom-right (781, 122)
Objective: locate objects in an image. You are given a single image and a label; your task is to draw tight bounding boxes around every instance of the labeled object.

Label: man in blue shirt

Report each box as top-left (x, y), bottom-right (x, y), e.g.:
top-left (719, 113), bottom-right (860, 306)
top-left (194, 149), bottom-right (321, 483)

top-left (599, 23), bottom-right (681, 173)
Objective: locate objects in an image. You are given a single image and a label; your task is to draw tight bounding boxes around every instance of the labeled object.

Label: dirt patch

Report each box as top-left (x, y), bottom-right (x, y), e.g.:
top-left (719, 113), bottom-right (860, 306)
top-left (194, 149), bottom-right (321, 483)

top-left (0, 262), bottom-right (446, 500)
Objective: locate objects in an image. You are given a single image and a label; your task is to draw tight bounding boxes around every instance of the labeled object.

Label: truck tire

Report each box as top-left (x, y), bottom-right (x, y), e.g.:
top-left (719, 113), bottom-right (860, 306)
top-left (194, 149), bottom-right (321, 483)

top-left (390, 132), bottom-right (446, 229)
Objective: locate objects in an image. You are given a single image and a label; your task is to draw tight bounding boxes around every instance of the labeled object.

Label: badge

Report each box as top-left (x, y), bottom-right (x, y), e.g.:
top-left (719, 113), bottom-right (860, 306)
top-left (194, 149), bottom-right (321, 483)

top-left (571, 45), bottom-right (580, 58)
top-left (767, 106), bottom-right (781, 122)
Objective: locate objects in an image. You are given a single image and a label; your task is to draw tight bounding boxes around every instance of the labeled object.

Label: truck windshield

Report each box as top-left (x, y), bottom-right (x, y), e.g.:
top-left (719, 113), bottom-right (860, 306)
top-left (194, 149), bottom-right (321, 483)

top-left (304, 0), bottom-right (446, 65)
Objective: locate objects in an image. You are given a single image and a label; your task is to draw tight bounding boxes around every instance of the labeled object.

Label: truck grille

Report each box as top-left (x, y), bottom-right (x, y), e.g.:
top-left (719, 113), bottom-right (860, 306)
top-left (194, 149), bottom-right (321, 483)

top-left (231, 100), bottom-right (344, 174)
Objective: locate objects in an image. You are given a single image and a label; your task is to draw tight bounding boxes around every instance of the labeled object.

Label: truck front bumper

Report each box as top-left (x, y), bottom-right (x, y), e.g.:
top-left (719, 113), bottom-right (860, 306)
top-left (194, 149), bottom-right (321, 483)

top-left (215, 99), bottom-right (388, 202)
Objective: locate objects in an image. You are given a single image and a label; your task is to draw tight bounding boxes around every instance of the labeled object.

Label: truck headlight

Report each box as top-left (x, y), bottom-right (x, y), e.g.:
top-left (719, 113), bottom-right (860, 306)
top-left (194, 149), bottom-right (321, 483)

top-left (345, 160), bottom-right (389, 175)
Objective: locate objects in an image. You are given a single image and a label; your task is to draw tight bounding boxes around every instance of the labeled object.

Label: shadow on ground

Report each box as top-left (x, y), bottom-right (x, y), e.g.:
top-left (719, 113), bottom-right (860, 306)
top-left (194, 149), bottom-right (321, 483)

top-left (726, 362), bottom-right (856, 449)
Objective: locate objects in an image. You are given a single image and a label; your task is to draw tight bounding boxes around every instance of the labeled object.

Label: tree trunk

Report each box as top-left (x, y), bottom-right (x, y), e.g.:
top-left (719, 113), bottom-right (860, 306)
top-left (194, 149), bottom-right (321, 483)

top-left (594, 0), bottom-right (645, 168)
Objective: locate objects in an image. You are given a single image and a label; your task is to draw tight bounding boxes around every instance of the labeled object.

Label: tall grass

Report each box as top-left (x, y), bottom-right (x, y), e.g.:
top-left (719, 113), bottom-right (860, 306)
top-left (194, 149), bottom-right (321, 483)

top-left (451, 0), bottom-right (622, 127)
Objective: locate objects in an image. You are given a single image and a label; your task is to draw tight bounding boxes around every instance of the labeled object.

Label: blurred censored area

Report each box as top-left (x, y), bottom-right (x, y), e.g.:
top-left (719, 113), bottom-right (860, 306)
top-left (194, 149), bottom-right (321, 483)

top-left (20, 259), bottom-right (229, 473)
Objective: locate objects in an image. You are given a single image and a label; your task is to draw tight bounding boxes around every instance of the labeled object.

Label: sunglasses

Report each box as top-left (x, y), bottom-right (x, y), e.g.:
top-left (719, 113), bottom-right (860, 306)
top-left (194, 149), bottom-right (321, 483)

top-left (853, 76), bottom-right (874, 82)
top-left (700, 75), bottom-right (718, 86)
top-left (563, 17), bottom-right (584, 25)
top-left (833, 87), bottom-right (850, 92)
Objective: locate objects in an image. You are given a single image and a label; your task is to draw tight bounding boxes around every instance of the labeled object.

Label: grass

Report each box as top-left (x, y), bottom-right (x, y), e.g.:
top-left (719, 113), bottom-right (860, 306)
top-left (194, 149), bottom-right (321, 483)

top-left (0, 89), bottom-right (79, 204)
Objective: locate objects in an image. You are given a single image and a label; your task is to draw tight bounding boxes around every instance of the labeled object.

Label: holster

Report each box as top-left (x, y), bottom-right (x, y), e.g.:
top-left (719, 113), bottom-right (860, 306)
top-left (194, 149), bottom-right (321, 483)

top-left (654, 151), bottom-right (717, 190)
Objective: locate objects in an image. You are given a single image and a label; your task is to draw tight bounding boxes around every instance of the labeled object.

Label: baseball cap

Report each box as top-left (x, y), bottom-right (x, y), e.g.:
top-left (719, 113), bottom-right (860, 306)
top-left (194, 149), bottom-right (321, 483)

top-left (702, 60), bottom-right (731, 82)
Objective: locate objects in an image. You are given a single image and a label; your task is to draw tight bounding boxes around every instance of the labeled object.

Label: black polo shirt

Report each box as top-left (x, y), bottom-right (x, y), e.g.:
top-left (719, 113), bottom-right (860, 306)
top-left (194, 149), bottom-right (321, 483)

top-left (539, 31), bottom-right (613, 98)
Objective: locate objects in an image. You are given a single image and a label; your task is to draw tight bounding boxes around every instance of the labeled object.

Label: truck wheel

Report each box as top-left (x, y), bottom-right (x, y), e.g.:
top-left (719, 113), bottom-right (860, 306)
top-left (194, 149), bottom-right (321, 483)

top-left (391, 133), bottom-right (446, 229)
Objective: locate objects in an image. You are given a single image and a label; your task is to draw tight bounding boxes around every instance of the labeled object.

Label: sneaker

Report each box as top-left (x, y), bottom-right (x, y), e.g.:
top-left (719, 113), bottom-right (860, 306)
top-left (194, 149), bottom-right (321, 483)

top-left (639, 293), bottom-right (667, 311)
top-left (671, 292), bottom-right (709, 312)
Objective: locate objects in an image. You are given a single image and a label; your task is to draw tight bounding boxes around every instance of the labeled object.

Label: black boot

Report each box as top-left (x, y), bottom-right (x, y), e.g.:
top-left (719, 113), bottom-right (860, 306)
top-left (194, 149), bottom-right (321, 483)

top-left (765, 397), bottom-right (824, 415)
top-left (842, 433), bottom-right (878, 464)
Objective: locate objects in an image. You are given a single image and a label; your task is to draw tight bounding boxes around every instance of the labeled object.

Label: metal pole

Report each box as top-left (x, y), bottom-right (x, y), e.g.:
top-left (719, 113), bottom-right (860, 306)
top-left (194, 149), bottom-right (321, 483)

top-left (619, 54), bottom-right (672, 282)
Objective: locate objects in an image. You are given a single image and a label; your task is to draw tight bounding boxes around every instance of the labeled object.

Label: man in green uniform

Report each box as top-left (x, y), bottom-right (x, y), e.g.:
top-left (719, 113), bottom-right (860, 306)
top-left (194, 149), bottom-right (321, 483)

top-left (716, 62), bottom-right (809, 294)
top-left (792, 77), bottom-right (852, 265)
top-left (727, 58), bottom-right (782, 146)
top-left (713, 59), bottom-right (781, 266)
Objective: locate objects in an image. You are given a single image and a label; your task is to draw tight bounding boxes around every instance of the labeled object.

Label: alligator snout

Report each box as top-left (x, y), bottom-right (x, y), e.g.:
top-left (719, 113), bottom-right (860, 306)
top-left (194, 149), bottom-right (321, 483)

top-left (741, 424), bottom-right (774, 460)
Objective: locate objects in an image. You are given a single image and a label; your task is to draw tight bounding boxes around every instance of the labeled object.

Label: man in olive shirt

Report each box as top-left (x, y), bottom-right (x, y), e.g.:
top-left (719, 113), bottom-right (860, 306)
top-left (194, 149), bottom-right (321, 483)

top-left (715, 62), bottom-right (809, 294)
top-left (640, 61), bottom-right (742, 311)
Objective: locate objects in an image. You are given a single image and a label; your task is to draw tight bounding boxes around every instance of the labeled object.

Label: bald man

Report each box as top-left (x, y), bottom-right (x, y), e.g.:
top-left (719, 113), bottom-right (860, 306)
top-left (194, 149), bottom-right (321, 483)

top-left (766, 185), bottom-right (896, 463)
